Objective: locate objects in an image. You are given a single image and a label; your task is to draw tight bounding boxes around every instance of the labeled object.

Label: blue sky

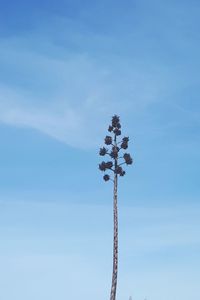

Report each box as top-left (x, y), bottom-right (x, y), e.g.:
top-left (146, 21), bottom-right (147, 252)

top-left (0, 0), bottom-right (200, 299)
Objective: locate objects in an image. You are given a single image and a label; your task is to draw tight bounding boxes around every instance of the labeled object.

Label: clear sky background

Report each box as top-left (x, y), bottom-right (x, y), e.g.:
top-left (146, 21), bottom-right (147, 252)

top-left (0, 1), bottom-right (200, 299)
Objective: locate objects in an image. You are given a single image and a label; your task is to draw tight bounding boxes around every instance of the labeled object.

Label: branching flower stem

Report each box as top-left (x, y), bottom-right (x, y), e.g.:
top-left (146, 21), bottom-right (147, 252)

top-left (118, 162), bottom-right (126, 166)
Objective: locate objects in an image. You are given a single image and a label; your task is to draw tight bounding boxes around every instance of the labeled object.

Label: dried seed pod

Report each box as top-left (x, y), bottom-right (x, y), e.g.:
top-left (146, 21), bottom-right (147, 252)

top-left (99, 147), bottom-right (107, 156)
top-left (99, 161), bottom-right (107, 171)
top-left (112, 115), bottom-right (120, 127)
top-left (115, 166), bottom-right (122, 174)
top-left (106, 161), bottom-right (113, 169)
top-left (108, 125), bottom-right (113, 132)
top-left (121, 142), bottom-right (128, 149)
top-left (123, 153), bottom-right (133, 165)
top-left (110, 146), bottom-right (119, 159)
top-left (119, 170), bottom-right (126, 177)
top-left (105, 136), bottom-right (112, 145)
top-left (122, 137), bottom-right (129, 143)
top-left (103, 174), bottom-right (110, 181)
top-left (113, 128), bottom-right (121, 136)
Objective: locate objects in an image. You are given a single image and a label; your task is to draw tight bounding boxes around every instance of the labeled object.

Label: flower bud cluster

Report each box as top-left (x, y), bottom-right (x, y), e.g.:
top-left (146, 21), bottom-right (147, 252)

top-left (107, 115), bottom-right (122, 136)
top-left (123, 153), bottom-right (133, 165)
top-left (99, 115), bottom-right (133, 182)
top-left (99, 161), bottom-right (113, 171)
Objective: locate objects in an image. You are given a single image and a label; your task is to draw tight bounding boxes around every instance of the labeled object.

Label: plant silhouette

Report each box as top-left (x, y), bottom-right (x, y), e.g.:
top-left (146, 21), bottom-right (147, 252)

top-left (99, 115), bottom-right (133, 300)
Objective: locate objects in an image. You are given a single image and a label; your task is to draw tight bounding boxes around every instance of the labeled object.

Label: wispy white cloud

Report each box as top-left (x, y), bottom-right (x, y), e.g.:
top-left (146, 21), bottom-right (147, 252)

top-left (0, 44), bottom-right (114, 148)
top-left (0, 8), bottom-right (199, 149)
top-left (0, 35), bottom-right (167, 148)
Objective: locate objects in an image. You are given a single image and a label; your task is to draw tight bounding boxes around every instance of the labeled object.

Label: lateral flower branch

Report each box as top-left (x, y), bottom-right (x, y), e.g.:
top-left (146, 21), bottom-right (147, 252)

top-left (98, 115), bottom-right (133, 300)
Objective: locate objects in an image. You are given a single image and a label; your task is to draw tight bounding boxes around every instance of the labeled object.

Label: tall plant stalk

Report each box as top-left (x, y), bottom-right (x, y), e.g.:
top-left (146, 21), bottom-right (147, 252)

top-left (99, 115), bottom-right (133, 300)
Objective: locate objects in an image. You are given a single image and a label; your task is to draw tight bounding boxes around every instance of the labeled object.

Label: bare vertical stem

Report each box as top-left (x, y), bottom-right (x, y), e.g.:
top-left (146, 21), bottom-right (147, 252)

top-left (110, 135), bottom-right (118, 300)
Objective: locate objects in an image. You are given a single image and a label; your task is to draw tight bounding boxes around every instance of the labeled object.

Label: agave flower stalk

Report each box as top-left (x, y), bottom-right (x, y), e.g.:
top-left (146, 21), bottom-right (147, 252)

top-left (99, 115), bottom-right (133, 300)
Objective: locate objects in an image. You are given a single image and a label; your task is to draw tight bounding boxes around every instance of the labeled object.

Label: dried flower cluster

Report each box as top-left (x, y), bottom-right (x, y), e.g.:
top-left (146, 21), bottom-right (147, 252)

top-left (99, 115), bottom-right (133, 181)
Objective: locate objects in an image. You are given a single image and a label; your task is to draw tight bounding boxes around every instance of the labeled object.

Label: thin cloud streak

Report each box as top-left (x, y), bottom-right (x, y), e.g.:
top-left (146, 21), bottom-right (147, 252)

top-left (0, 33), bottom-right (175, 148)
